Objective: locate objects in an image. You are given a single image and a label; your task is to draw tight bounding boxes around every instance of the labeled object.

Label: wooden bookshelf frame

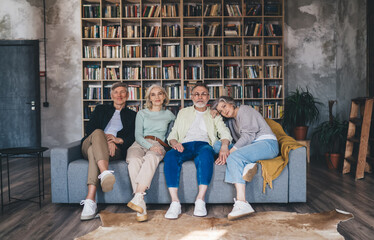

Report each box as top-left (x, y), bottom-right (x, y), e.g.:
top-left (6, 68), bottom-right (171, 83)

top-left (81, 0), bottom-right (285, 134)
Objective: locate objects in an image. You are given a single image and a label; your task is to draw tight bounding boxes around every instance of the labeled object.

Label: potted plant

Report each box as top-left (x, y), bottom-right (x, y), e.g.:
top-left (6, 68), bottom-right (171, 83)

top-left (282, 88), bottom-right (321, 140)
top-left (312, 101), bottom-right (348, 169)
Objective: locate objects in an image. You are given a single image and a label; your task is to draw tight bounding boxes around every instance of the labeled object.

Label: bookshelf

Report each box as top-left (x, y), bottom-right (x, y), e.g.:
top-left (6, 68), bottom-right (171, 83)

top-left (81, 0), bottom-right (284, 133)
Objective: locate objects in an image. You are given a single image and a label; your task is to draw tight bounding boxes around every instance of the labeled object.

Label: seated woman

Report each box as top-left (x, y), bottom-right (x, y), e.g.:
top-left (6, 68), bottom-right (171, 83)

top-left (80, 82), bottom-right (136, 221)
top-left (126, 84), bottom-right (176, 222)
top-left (211, 96), bottom-right (279, 220)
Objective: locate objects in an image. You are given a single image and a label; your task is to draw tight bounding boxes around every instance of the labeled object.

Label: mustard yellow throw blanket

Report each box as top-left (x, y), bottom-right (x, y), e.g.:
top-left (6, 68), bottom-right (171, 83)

top-left (257, 119), bottom-right (304, 192)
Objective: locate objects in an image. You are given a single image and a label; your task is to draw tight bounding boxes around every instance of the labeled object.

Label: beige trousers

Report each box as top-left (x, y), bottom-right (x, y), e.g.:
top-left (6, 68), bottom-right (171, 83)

top-left (126, 139), bottom-right (166, 193)
top-left (82, 129), bottom-right (122, 186)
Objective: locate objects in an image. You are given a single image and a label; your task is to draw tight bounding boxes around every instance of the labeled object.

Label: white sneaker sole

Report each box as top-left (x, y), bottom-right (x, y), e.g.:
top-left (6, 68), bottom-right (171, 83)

top-left (127, 201), bottom-right (144, 214)
top-left (80, 212), bottom-right (98, 221)
top-left (228, 210), bottom-right (255, 220)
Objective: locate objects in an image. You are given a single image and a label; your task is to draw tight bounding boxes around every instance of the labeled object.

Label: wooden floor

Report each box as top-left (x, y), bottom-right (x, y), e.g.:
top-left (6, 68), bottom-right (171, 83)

top-left (0, 157), bottom-right (373, 240)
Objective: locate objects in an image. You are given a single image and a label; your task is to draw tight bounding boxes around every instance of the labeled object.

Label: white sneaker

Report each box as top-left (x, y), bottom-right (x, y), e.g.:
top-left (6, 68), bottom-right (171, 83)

top-left (165, 201), bottom-right (182, 219)
top-left (242, 163), bottom-right (258, 182)
top-left (193, 199), bottom-right (207, 217)
top-left (228, 198), bottom-right (255, 220)
top-left (127, 192), bottom-right (146, 214)
top-left (98, 170), bottom-right (115, 192)
top-left (136, 209), bottom-right (148, 222)
top-left (80, 199), bottom-right (98, 221)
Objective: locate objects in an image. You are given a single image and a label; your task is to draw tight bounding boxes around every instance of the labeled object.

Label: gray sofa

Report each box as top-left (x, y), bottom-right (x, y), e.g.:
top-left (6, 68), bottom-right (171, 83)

top-left (51, 141), bottom-right (307, 204)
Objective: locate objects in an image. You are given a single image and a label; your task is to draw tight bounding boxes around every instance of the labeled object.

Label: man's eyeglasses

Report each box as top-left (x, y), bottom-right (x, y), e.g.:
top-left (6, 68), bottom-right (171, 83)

top-left (192, 92), bottom-right (209, 97)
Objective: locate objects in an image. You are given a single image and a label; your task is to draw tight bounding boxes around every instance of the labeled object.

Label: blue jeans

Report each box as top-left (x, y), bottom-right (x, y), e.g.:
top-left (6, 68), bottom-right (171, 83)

top-left (213, 139), bottom-right (279, 184)
top-left (164, 141), bottom-right (215, 188)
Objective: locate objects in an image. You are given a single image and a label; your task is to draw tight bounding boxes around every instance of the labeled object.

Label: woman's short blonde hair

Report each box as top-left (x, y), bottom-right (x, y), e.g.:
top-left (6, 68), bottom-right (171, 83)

top-left (144, 84), bottom-right (170, 109)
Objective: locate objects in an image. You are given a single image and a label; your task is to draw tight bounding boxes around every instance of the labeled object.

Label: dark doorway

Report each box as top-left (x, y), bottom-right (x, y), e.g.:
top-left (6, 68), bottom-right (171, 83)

top-left (369, 1), bottom-right (374, 97)
top-left (0, 40), bottom-right (41, 149)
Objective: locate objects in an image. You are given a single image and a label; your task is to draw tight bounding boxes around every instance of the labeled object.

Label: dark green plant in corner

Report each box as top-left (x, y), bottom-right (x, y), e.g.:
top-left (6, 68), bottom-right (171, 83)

top-left (312, 101), bottom-right (348, 154)
top-left (282, 87), bottom-right (321, 132)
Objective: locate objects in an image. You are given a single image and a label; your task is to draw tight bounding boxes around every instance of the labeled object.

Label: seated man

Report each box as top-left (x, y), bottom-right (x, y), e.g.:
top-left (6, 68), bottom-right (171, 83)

top-left (80, 82), bottom-right (136, 220)
top-left (163, 82), bottom-right (232, 219)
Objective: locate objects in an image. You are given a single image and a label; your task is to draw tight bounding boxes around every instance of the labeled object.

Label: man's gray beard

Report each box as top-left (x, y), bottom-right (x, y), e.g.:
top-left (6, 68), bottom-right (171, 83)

top-left (194, 102), bottom-right (207, 108)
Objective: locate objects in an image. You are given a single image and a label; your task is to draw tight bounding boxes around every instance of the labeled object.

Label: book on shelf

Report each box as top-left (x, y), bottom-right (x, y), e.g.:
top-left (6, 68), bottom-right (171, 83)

top-left (143, 44), bottom-right (161, 58)
top-left (83, 4), bottom-right (100, 18)
top-left (123, 4), bottom-right (140, 18)
top-left (102, 25), bottom-right (121, 38)
top-left (265, 65), bottom-right (282, 78)
top-left (143, 5), bottom-right (161, 18)
top-left (245, 43), bottom-right (263, 57)
top-left (143, 65), bottom-right (161, 79)
top-left (184, 44), bottom-right (202, 57)
top-left (162, 4), bottom-right (179, 17)
top-left (225, 85), bottom-right (243, 98)
top-left (244, 84), bottom-right (262, 98)
top-left (84, 102), bottom-right (100, 119)
top-left (184, 66), bottom-right (202, 80)
top-left (142, 25), bottom-right (160, 38)
top-left (206, 84), bottom-right (223, 98)
top-left (205, 43), bottom-right (221, 57)
top-left (85, 84), bottom-right (102, 99)
top-left (245, 22), bottom-right (262, 36)
top-left (224, 24), bottom-right (241, 36)
top-left (244, 65), bottom-right (263, 78)
top-left (264, 102), bottom-right (283, 119)
top-left (103, 85), bottom-right (112, 99)
top-left (83, 25), bottom-right (100, 38)
top-left (163, 43), bottom-right (180, 57)
top-left (204, 4), bottom-right (221, 16)
top-left (164, 83), bottom-right (181, 99)
top-left (224, 42), bottom-right (242, 57)
top-left (225, 4), bottom-right (242, 16)
top-left (84, 65), bottom-right (101, 80)
top-left (265, 84), bottom-right (282, 98)
top-left (124, 25), bottom-right (140, 38)
top-left (163, 24), bottom-right (180, 37)
top-left (128, 85), bottom-right (142, 100)
top-left (123, 66), bottom-right (141, 80)
top-left (184, 82), bottom-right (197, 99)
top-left (104, 65), bottom-right (120, 80)
top-left (205, 63), bottom-right (221, 78)
top-left (224, 64), bottom-right (242, 78)
top-left (264, 24), bottom-right (282, 36)
top-left (246, 4), bottom-right (261, 16)
top-left (265, 43), bottom-right (282, 56)
top-left (183, 25), bottom-right (202, 37)
top-left (103, 4), bottom-right (120, 18)
top-left (205, 22), bottom-right (221, 36)
top-left (184, 3), bottom-right (202, 17)
top-left (103, 44), bottom-right (121, 58)
top-left (123, 44), bottom-right (141, 58)
top-left (163, 63), bottom-right (181, 80)
top-left (83, 45), bottom-right (100, 58)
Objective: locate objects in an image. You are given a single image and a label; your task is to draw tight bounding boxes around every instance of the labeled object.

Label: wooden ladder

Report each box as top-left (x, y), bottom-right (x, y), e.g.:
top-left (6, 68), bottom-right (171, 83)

top-left (342, 97), bottom-right (374, 179)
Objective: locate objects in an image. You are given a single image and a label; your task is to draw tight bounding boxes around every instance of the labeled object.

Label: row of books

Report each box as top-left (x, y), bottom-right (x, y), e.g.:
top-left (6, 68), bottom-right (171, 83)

top-left (224, 43), bottom-right (242, 57)
top-left (142, 5), bottom-right (161, 18)
top-left (83, 25), bottom-right (100, 38)
top-left (102, 25), bottom-right (120, 38)
top-left (103, 66), bottom-right (120, 80)
top-left (183, 4), bottom-right (202, 17)
top-left (224, 24), bottom-right (241, 36)
top-left (142, 25), bottom-right (160, 38)
top-left (83, 45), bottom-right (100, 58)
top-left (162, 4), bottom-right (179, 17)
top-left (185, 66), bottom-right (202, 80)
top-left (83, 4), bottom-right (100, 18)
top-left (163, 64), bottom-right (181, 80)
top-left (165, 84), bottom-right (182, 99)
top-left (264, 103), bottom-right (283, 119)
top-left (225, 4), bottom-right (242, 17)
top-left (143, 65), bottom-right (162, 79)
top-left (163, 25), bottom-right (180, 37)
top-left (124, 25), bottom-right (140, 38)
top-left (143, 45), bottom-right (162, 58)
top-left (205, 64), bottom-right (221, 78)
top-left (264, 65), bottom-right (282, 78)
top-left (123, 66), bottom-right (141, 80)
top-left (84, 85), bottom-right (102, 99)
top-left (123, 5), bottom-right (140, 18)
top-left (103, 44), bottom-right (121, 58)
top-left (163, 44), bottom-right (181, 58)
top-left (123, 45), bottom-right (141, 58)
top-left (103, 4), bottom-right (120, 18)
top-left (184, 26), bottom-right (202, 37)
top-left (264, 85), bottom-right (282, 98)
top-left (184, 44), bottom-right (202, 57)
top-left (224, 65), bottom-right (241, 78)
top-left (128, 85), bottom-right (142, 100)
top-left (204, 4), bottom-right (221, 16)
top-left (245, 22), bottom-right (262, 36)
top-left (84, 65), bottom-right (101, 80)
top-left (264, 24), bottom-right (282, 37)
top-left (205, 23), bottom-right (221, 37)
top-left (206, 43), bottom-right (222, 57)
top-left (244, 65), bottom-right (262, 79)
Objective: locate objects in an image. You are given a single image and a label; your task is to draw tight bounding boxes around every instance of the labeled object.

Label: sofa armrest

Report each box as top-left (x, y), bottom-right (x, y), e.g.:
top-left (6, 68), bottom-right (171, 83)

top-left (51, 140), bottom-right (82, 203)
top-left (288, 146), bottom-right (307, 202)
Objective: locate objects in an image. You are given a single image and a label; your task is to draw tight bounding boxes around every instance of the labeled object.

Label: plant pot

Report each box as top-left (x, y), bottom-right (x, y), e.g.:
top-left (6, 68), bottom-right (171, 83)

top-left (325, 153), bottom-right (340, 169)
top-left (293, 126), bottom-right (308, 140)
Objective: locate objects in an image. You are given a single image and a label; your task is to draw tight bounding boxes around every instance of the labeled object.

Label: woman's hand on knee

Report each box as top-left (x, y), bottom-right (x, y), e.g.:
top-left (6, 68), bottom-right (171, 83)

top-left (150, 146), bottom-right (164, 155)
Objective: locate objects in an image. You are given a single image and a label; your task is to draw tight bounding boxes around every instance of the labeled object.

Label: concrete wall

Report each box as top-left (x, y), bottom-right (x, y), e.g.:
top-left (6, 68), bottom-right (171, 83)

top-left (0, 0), bottom-right (368, 151)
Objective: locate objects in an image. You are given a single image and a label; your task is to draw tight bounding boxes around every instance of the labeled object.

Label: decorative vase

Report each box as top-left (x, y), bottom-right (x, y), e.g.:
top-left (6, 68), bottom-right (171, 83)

top-left (325, 153), bottom-right (340, 169)
top-left (293, 126), bottom-right (308, 140)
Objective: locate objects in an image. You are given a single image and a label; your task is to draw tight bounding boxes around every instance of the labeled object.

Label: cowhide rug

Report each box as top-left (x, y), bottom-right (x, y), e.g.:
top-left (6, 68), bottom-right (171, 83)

top-left (76, 209), bottom-right (352, 240)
